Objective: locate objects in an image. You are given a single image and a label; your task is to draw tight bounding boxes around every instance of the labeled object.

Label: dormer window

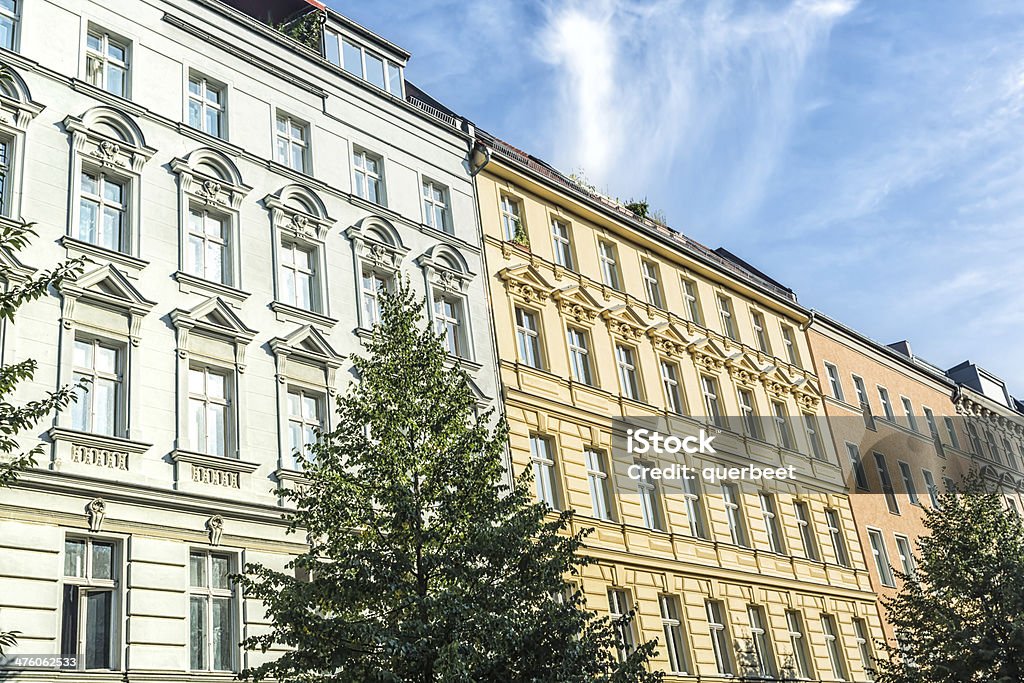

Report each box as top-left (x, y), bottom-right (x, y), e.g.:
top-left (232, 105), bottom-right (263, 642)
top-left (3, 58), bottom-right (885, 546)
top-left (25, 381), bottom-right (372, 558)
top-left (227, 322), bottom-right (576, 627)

top-left (324, 30), bottom-right (404, 97)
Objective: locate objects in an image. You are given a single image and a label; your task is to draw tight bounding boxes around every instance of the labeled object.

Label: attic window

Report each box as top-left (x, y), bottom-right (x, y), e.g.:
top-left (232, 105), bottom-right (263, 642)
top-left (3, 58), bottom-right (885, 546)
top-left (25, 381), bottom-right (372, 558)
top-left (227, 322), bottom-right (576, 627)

top-left (324, 30), bottom-right (403, 97)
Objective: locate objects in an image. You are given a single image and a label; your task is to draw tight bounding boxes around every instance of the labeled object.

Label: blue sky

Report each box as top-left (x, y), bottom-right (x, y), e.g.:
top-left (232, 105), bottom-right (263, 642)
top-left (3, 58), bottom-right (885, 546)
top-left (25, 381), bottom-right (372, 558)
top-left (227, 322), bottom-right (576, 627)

top-left (332, 0), bottom-right (1024, 392)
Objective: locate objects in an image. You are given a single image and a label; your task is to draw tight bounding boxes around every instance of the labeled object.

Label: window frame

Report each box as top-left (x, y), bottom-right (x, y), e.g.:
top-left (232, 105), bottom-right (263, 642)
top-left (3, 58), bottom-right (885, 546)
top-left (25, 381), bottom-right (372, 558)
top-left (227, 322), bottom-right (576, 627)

top-left (786, 610), bottom-right (815, 679)
top-left (794, 500), bottom-right (819, 561)
top-left (641, 259), bottom-right (663, 307)
top-left (660, 359), bottom-right (684, 415)
top-left (824, 361), bottom-right (844, 401)
top-left (60, 534), bottom-right (122, 671)
top-left (716, 293), bottom-right (737, 340)
top-left (893, 533), bottom-right (916, 579)
top-left (682, 475), bottom-right (709, 539)
top-left (70, 335), bottom-right (125, 437)
top-left (186, 71), bottom-right (227, 139)
top-left (635, 460), bottom-right (662, 531)
top-left (325, 30), bottom-right (405, 97)
top-left (738, 387), bottom-right (763, 439)
top-left (900, 396), bottom-right (918, 432)
top-left (0, 0), bottom-right (19, 52)
top-left (722, 482), bottom-right (749, 547)
top-left (706, 600), bottom-right (734, 676)
top-left (659, 595), bottom-right (690, 674)
top-left (515, 306), bottom-right (544, 370)
top-left (780, 323), bottom-right (800, 365)
top-left (701, 374), bottom-right (725, 428)
top-left (499, 194), bottom-right (523, 242)
top-left (434, 292), bottom-right (467, 358)
top-left (759, 492), bottom-right (786, 554)
top-left (874, 451), bottom-right (900, 514)
top-left (750, 309), bottom-right (770, 354)
top-left (352, 146), bottom-right (386, 206)
top-left (846, 442), bottom-right (870, 491)
top-left (821, 614), bottom-right (849, 680)
top-left (566, 326), bottom-right (594, 385)
top-left (898, 460), bottom-right (920, 505)
top-left (608, 588), bottom-right (636, 662)
top-left (76, 166), bottom-right (129, 253)
top-left (825, 507), bottom-right (850, 567)
top-left (597, 239), bottom-right (621, 290)
top-left (772, 399), bottom-right (794, 450)
top-left (867, 527), bottom-right (896, 587)
top-left (615, 343), bottom-right (641, 401)
top-left (747, 604), bottom-right (778, 677)
top-left (84, 26), bottom-right (130, 98)
top-left (188, 548), bottom-right (239, 672)
top-left (421, 177), bottom-right (450, 233)
top-left (584, 448), bottom-right (614, 521)
top-left (530, 434), bottom-right (560, 510)
top-left (187, 364), bottom-right (234, 458)
top-left (550, 217), bottom-right (575, 270)
top-left (680, 277), bottom-right (703, 324)
top-left (274, 111), bottom-right (310, 174)
top-left (285, 386), bottom-right (325, 469)
top-left (877, 385), bottom-right (895, 421)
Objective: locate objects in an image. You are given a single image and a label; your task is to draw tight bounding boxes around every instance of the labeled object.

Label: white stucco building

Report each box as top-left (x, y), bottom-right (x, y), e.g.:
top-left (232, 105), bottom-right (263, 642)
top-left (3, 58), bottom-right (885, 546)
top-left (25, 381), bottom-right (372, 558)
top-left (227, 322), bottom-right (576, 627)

top-left (0, 0), bottom-right (498, 678)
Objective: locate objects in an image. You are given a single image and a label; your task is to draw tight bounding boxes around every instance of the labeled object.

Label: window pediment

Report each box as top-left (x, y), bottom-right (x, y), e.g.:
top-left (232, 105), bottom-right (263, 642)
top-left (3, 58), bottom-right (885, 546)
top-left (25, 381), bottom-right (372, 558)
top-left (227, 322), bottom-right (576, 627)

top-left (58, 263), bottom-right (155, 345)
top-left (552, 284), bottom-right (604, 324)
top-left (419, 245), bottom-right (473, 294)
top-left (646, 322), bottom-right (691, 357)
top-left (270, 324), bottom-right (343, 392)
top-left (347, 216), bottom-right (408, 271)
top-left (171, 297), bottom-right (255, 368)
top-left (498, 264), bottom-right (553, 304)
top-left (601, 305), bottom-right (650, 341)
top-left (0, 243), bottom-right (33, 285)
top-left (0, 66), bottom-right (44, 130)
top-left (171, 148), bottom-right (251, 210)
top-left (64, 106), bottom-right (154, 174)
top-left (266, 185), bottom-right (334, 241)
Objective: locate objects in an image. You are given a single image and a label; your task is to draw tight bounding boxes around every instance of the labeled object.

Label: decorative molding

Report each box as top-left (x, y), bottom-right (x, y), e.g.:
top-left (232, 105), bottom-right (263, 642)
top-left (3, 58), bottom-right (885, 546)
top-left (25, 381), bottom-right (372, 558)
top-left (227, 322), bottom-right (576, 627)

top-left (170, 296), bottom-right (256, 368)
top-left (49, 427), bottom-right (152, 458)
top-left (206, 515), bottom-right (225, 546)
top-left (87, 498), bottom-right (107, 533)
top-left (171, 148), bottom-right (252, 211)
top-left (173, 271), bottom-right (251, 305)
top-left (57, 263), bottom-right (157, 346)
top-left (270, 300), bottom-right (338, 330)
top-left (171, 450), bottom-right (259, 490)
top-left (270, 324), bottom-right (344, 392)
top-left (59, 235), bottom-right (150, 275)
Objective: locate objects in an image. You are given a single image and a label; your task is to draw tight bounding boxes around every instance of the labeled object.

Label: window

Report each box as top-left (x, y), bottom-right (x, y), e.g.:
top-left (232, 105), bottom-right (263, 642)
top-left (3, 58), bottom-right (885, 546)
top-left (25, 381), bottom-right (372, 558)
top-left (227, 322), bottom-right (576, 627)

top-left (702, 375), bottom-right (725, 428)
top-left (900, 396), bottom-right (918, 432)
top-left (422, 179), bottom-right (450, 232)
top-left (0, 137), bottom-right (9, 216)
top-left (361, 270), bottom-right (390, 326)
top-left (515, 308), bottom-right (543, 369)
top-left (61, 537), bottom-right (118, 670)
top-left (1003, 438), bottom-right (1019, 471)
top-left (636, 462), bottom-right (661, 530)
top-left (722, 482), bottom-right (748, 546)
top-left (825, 362), bottom-right (844, 401)
top-left (186, 207), bottom-right (230, 284)
top-left (78, 169), bottom-right (127, 252)
top-left (659, 595), bottom-right (689, 674)
top-left (867, 528), bottom-right (895, 586)
top-left (279, 240), bottom-right (317, 311)
top-left (794, 501), bottom-right (819, 561)
top-left (821, 614), bottom-right (848, 681)
top-left (353, 148), bottom-right (384, 205)
top-left (772, 400), bottom-right (794, 450)
top-left (923, 406), bottom-right (939, 440)
top-left (188, 366), bottom-right (231, 457)
top-left (434, 295), bottom-right (465, 357)
top-left (85, 28), bottom-right (128, 97)
top-left (846, 443), bottom-right (870, 490)
top-left (803, 413), bottom-right (825, 459)
top-left (786, 610), bottom-right (815, 679)
top-left (585, 449), bottom-right (613, 521)
top-left (825, 508), bottom-right (849, 567)
top-left (750, 310), bottom-right (770, 353)
top-left (898, 461), bottom-right (920, 505)
top-left (780, 324), bottom-right (800, 365)
top-left (615, 344), bottom-right (640, 400)
top-left (877, 386), bottom-right (894, 420)
top-left (894, 534), bottom-right (916, 579)
top-left (287, 388), bottom-right (323, 467)
top-left (598, 240), bottom-right (620, 289)
top-left (566, 327), bottom-right (593, 385)
top-left (499, 195), bottom-right (522, 241)
top-left (682, 476), bottom-right (709, 539)
top-left (852, 617), bottom-right (874, 680)
top-left (747, 605), bottom-right (777, 677)
top-left (641, 260), bottom-right (662, 307)
top-left (188, 74), bottom-right (225, 138)
top-left (874, 452), bottom-right (900, 514)
top-left (71, 337), bottom-right (123, 437)
top-left (660, 360), bottom-right (683, 414)
top-left (325, 31), bottom-right (404, 96)
top-left (679, 278), bottom-right (703, 324)
top-left (852, 374), bottom-right (875, 428)
top-left (189, 550), bottom-right (236, 672)
top-left (760, 493), bottom-right (785, 554)
top-left (705, 600), bottom-right (733, 675)
top-left (717, 294), bottom-right (737, 340)
top-left (966, 421), bottom-right (984, 455)
top-left (0, 0), bottom-right (16, 51)
top-left (551, 219), bottom-right (575, 269)
top-left (274, 113), bottom-right (309, 173)
top-left (944, 416), bottom-right (961, 449)
top-left (530, 435), bottom-right (559, 509)
top-left (608, 589), bottom-right (635, 661)
top-left (984, 429), bottom-right (1000, 464)
top-left (922, 469), bottom-right (940, 508)
top-left (738, 388), bottom-right (763, 439)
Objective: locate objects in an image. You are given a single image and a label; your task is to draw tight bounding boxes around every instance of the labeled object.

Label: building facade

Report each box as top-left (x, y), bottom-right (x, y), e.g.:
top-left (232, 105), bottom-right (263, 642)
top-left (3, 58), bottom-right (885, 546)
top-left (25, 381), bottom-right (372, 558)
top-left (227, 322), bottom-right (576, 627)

top-left (0, 0), bottom-right (498, 678)
top-left (473, 131), bottom-right (884, 681)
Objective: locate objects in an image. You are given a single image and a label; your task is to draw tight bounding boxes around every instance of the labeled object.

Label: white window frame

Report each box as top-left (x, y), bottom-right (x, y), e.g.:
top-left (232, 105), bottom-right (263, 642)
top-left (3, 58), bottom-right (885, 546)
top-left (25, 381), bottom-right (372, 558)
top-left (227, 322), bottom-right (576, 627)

top-left (530, 435), bottom-right (560, 510)
top-left (682, 476), bottom-right (708, 539)
top-left (515, 307), bottom-right (543, 369)
top-left (608, 588), bottom-right (636, 662)
top-left (615, 344), bottom-right (641, 400)
top-left (60, 535), bottom-right (121, 671)
top-left (803, 412), bottom-right (825, 459)
top-left (794, 500), bottom-right (819, 561)
top-left (659, 595), bottom-right (689, 674)
top-left (636, 461), bottom-right (661, 530)
top-left (898, 460), bottom-right (920, 505)
top-left (772, 400), bottom-right (794, 450)
top-left (327, 30), bottom-right (405, 97)
top-left (780, 323), bottom-right (800, 365)
top-left (824, 361), bottom-right (844, 401)
top-left (566, 326), bottom-right (594, 385)
top-left (71, 335), bottom-right (125, 437)
top-left (421, 178), bottom-right (450, 232)
top-left (187, 364), bottom-right (233, 458)
top-left (894, 533), bottom-right (916, 579)
top-left (681, 277), bottom-right (702, 324)
top-left (867, 527), bottom-right (895, 587)
top-left (944, 416), bottom-right (961, 449)
top-left (278, 238), bottom-right (320, 313)
top-left (847, 442), bottom-right (870, 490)
top-left (852, 617), bottom-right (874, 680)
top-left (747, 605), bottom-right (777, 677)
top-left (187, 72), bottom-right (226, 139)
top-left (738, 387), bottom-right (762, 439)
top-left (922, 469), bottom-right (940, 508)
top-left (353, 147), bottom-right (386, 205)
top-left (598, 240), bottom-right (621, 290)
top-left (274, 112), bottom-right (310, 173)
top-left (660, 359), bottom-right (683, 415)
top-left (551, 218), bottom-right (575, 269)
top-left (286, 386), bottom-right (324, 469)
top-left (825, 507), bottom-right (850, 567)
top-left (499, 194), bottom-right (522, 241)
top-left (85, 26), bottom-right (130, 98)
top-left (874, 451), bottom-right (900, 514)
top-left (821, 614), bottom-right (848, 681)
top-left (585, 448), bottom-right (614, 521)
top-left (701, 375), bottom-right (725, 428)
top-left (706, 600), bottom-right (734, 676)
top-left (877, 386), bottom-right (895, 420)
top-left (750, 309), bottom-right (770, 353)
top-left (900, 396), bottom-right (918, 432)
top-left (76, 167), bottom-right (128, 253)
top-left (185, 205), bottom-right (231, 285)
top-left (759, 492), bottom-right (785, 554)
top-left (188, 549), bottom-right (238, 672)
top-left (723, 482), bottom-right (748, 547)
top-left (360, 268), bottom-right (391, 327)
top-left (717, 293), bottom-right (737, 340)
top-left (641, 259), bottom-right (662, 307)
top-left (434, 293), bottom-right (467, 358)
top-left (786, 610), bottom-right (815, 679)
top-left (0, 0), bottom-right (18, 52)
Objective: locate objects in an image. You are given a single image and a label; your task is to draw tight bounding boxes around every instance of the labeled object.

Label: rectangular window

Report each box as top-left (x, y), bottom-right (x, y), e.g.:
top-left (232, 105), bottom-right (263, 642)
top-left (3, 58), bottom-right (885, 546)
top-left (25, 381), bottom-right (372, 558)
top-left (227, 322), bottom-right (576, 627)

top-left (868, 528), bottom-right (895, 586)
top-left (825, 362), bottom-right (844, 401)
top-left (615, 344), bottom-right (640, 400)
top-left (660, 360), bottom-right (683, 414)
top-left (71, 337), bottom-right (123, 437)
top-left (598, 240), bottom-right (621, 290)
top-left (877, 386), bottom-right (894, 420)
top-left (874, 452), bottom-right (900, 514)
top-left (1003, 438), bottom-right (1019, 471)
top-left (852, 617), bottom-right (874, 681)
top-left (681, 278), bottom-right (703, 324)
top-left (61, 537), bottom-right (118, 670)
top-left (750, 310), bottom-right (770, 353)
top-left (341, 37), bottom-right (364, 77)
top-left (365, 52), bottom-right (386, 89)
top-left (434, 295), bottom-right (464, 357)
top-left (0, 0), bottom-right (16, 51)
top-left (275, 113), bottom-right (309, 173)
top-left (287, 388), bottom-right (323, 468)
top-left (641, 260), bottom-right (662, 307)
top-left (279, 240), bottom-right (317, 311)
top-left (773, 400), bottom-right (794, 450)
top-left (794, 501), bottom-right (819, 561)
top-left (329, 33), bottom-right (403, 95)
top-left (786, 610), bottom-right (815, 679)
top-left (551, 219), bottom-right (574, 269)
top-left (188, 74), bottom-right (225, 138)
top-left (421, 179), bottom-right (450, 232)
top-left (188, 366), bottom-right (231, 457)
top-left (0, 136), bottom-right (9, 216)
top-left (499, 195), bottom-right (522, 241)
top-left (360, 270), bottom-right (389, 326)
top-left (189, 550), bottom-right (236, 672)
top-left (659, 595), bottom-right (689, 674)
top-left (702, 375), bottom-right (725, 428)
top-left (804, 413), bottom-right (825, 459)
top-left (747, 605), bottom-right (777, 677)
top-left (825, 508), bottom-right (850, 567)
top-left (944, 416), bottom-right (961, 449)
top-left (717, 294), bottom-right (737, 340)
top-left (186, 207), bottom-right (229, 284)
top-left (566, 327), bottom-right (593, 385)
top-left (78, 169), bottom-right (127, 252)
top-left (894, 534), bottom-right (916, 579)
top-left (530, 435), bottom-right (559, 509)
top-left (515, 308), bottom-right (543, 369)
top-left (723, 482), bottom-right (748, 547)
top-left (781, 324), bottom-right (800, 365)
top-left (966, 421), bottom-right (984, 455)
top-left (759, 492), bottom-right (785, 554)
top-left (705, 600), bottom-right (733, 675)
top-left (821, 614), bottom-right (848, 680)
top-left (353, 148), bottom-right (384, 205)
top-left (682, 476), bottom-right (708, 539)
top-left (922, 469), bottom-right (940, 508)
top-left (608, 589), bottom-right (635, 662)
top-left (738, 388), bottom-right (763, 439)
top-left (636, 461), bottom-right (661, 530)
top-left (86, 28), bottom-right (128, 97)
top-left (901, 396), bottom-right (918, 432)
top-left (898, 461), bottom-right (920, 505)
top-left (923, 406), bottom-right (939, 440)
top-left (847, 443), bottom-right (870, 490)
top-left (984, 429), bottom-right (1000, 464)
top-left (585, 449), bottom-right (613, 521)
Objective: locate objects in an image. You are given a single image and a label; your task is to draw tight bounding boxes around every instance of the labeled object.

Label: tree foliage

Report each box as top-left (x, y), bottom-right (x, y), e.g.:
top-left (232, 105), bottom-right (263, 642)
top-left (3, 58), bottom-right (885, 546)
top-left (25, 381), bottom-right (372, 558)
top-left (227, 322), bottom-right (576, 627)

top-left (874, 473), bottom-right (1024, 683)
top-left (238, 280), bottom-right (662, 682)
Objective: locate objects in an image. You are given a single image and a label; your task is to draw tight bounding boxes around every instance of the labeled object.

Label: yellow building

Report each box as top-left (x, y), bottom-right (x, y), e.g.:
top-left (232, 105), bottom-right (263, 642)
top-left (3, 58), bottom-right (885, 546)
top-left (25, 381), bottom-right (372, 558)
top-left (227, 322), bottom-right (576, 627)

top-left (472, 132), bottom-right (883, 681)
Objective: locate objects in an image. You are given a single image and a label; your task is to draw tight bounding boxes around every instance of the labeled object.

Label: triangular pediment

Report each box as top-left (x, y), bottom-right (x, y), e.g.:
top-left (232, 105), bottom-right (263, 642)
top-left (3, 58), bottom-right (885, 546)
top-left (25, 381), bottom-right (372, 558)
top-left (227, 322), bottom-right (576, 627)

top-left (61, 263), bottom-right (155, 312)
top-left (552, 284), bottom-right (605, 324)
top-left (646, 321), bottom-right (693, 356)
top-left (498, 264), bottom-right (554, 303)
top-left (271, 324), bottom-right (343, 366)
top-left (601, 305), bottom-right (651, 333)
top-left (172, 296), bottom-right (255, 342)
top-left (0, 246), bottom-right (32, 282)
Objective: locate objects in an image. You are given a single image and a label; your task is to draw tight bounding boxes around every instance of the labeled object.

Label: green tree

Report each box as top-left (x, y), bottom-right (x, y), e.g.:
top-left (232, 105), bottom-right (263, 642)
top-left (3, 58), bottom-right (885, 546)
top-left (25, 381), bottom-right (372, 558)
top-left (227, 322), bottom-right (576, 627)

top-left (238, 280), bottom-right (662, 682)
top-left (874, 474), bottom-right (1024, 683)
top-left (0, 221), bottom-right (84, 655)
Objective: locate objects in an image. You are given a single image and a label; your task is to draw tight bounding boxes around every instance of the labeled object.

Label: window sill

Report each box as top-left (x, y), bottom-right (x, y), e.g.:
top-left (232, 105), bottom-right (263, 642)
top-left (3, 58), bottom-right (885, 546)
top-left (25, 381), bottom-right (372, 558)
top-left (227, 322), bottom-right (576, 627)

top-left (270, 301), bottom-right (338, 329)
top-left (170, 449), bottom-right (260, 473)
top-left (348, 193), bottom-right (391, 215)
top-left (175, 271), bottom-right (250, 305)
top-left (60, 235), bottom-right (148, 275)
top-left (49, 426), bottom-right (152, 454)
top-left (49, 427), bottom-right (152, 472)
top-left (175, 121), bottom-right (244, 157)
top-left (274, 467), bottom-right (310, 485)
top-left (69, 78), bottom-right (146, 117)
top-left (445, 354), bottom-right (483, 372)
